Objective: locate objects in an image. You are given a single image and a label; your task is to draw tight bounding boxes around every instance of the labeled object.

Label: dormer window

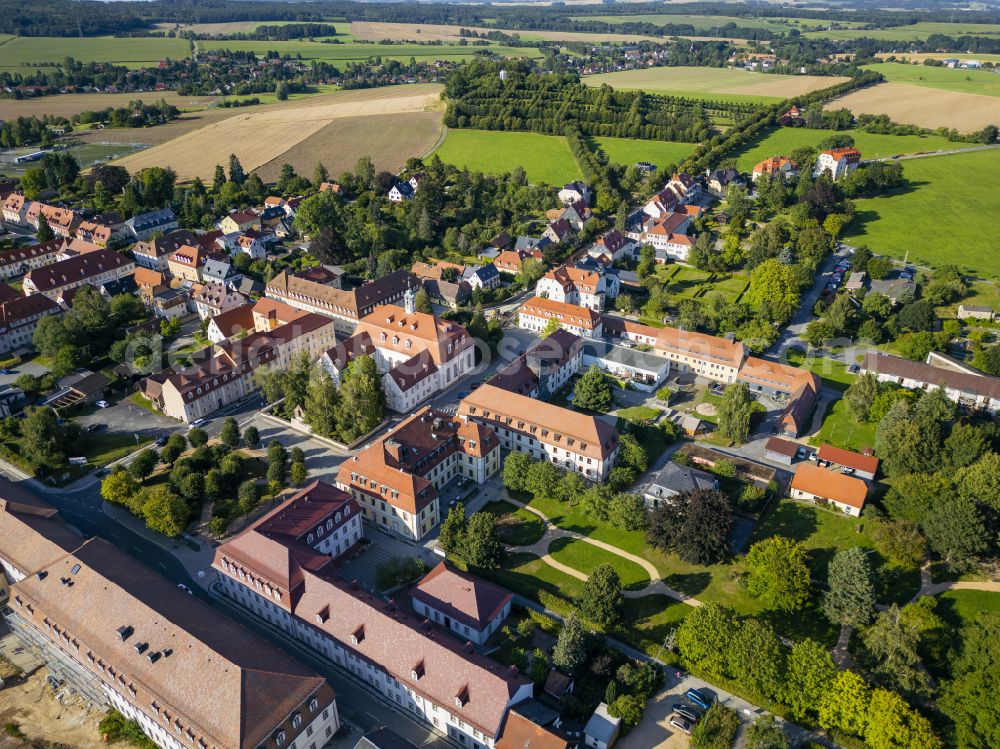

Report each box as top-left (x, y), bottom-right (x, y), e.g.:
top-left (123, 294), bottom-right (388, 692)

top-left (351, 625), bottom-right (365, 645)
top-left (291, 714), bottom-right (302, 728)
top-left (411, 659), bottom-right (425, 681)
top-left (275, 731), bottom-right (286, 746)
top-left (307, 533), bottom-right (314, 544)
top-left (309, 698), bottom-right (319, 712)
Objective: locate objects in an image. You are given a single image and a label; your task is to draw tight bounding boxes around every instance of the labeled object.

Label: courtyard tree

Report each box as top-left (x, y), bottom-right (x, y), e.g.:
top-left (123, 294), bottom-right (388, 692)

top-left (717, 381), bottom-right (755, 443)
top-left (823, 547), bottom-right (876, 628)
top-left (579, 564), bottom-right (623, 626)
top-left (573, 364), bottom-right (614, 412)
top-left (743, 536), bottom-right (811, 612)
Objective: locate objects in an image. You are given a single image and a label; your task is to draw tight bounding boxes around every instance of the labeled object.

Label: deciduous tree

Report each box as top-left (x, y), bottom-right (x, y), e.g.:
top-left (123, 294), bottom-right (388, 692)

top-left (573, 364), bottom-right (614, 412)
top-left (579, 564), bottom-right (623, 627)
top-left (552, 613), bottom-right (589, 673)
top-left (647, 488), bottom-right (733, 565)
top-left (743, 537), bottom-right (811, 612)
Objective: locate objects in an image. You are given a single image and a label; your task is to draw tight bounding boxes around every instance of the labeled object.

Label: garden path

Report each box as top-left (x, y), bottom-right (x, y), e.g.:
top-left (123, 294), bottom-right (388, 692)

top-left (505, 495), bottom-right (702, 607)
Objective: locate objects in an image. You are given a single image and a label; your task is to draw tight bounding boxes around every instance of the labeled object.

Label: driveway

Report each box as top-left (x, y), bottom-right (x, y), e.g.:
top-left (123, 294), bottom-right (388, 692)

top-left (0, 359), bottom-right (50, 386)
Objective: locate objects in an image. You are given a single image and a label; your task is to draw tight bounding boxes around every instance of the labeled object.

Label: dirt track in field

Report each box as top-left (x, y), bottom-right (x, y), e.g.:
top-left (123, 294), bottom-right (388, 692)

top-left (826, 82), bottom-right (1000, 131)
top-left (111, 85), bottom-right (443, 181)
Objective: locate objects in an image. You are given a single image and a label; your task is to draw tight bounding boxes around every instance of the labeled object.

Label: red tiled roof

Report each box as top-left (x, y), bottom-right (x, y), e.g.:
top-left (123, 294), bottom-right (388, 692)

top-left (413, 562), bottom-right (512, 632)
top-left (816, 444), bottom-right (879, 474)
top-left (791, 464), bottom-right (868, 508)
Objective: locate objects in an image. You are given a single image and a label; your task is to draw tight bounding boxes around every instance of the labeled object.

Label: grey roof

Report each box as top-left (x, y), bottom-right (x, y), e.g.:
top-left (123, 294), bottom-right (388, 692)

top-left (125, 208), bottom-right (176, 233)
top-left (237, 277), bottom-right (265, 296)
top-left (203, 257), bottom-right (238, 282)
top-left (646, 461), bottom-right (718, 499)
top-left (468, 263), bottom-right (499, 283)
top-left (861, 352), bottom-right (1000, 400)
top-left (584, 703), bottom-right (620, 743)
top-left (353, 729), bottom-right (418, 749)
top-left (514, 236), bottom-right (541, 252)
top-left (582, 339), bottom-right (670, 374)
top-left (99, 276), bottom-right (138, 297)
top-left (869, 276), bottom-right (915, 300)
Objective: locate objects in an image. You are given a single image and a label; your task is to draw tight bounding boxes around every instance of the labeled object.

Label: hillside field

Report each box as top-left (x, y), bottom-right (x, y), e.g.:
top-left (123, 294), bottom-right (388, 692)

top-left (805, 21), bottom-right (1000, 41)
top-left (731, 127), bottom-right (960, 171)
top-left (113, 84), bottom-right (443, 181)
top-left (574, 13), bottom-right (792, 32)
top-left (843, 150), bottom-right (1000, 278)
top-left (593, 137), bottom-right (696, 169)
top-left (826, 83), bottom-right (1000, 132)
top-left (0, 92), bottom-right (220, 120)
top-left (431, 129), bottom-right (582, 185)
top-left (583, 67), bottom-right (848, 103)
top-left (863, 63), bottom-right (1000, 98)
top-left (0, 36), bottom-right (192, 72)
top-left (350, 21), bottom-right (663, 44)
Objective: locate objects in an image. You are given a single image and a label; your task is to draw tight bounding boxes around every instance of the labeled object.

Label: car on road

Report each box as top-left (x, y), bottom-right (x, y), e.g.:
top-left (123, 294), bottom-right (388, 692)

top-left (685, 688), bottom-right (715, 711)
top-left (671, 703), bottom-right (703, 722)
top-left (0, 368), bottom-right (12, 375)
top-left (95, 468), bottom-right (110, 478)
top-left (176, 583), bottom-right (193, 595)
top-left (189, 418), bottom-right (208, 429)
top-left (96, 400), bottom-right (110, 408)
top-left (86, 424), bottom-right (103, 433)
top-left (457, 391), bottom-right (469, 399)
top-left (155, 436), bottom-right (168, 447)
top-left (669, 715), bottom-right (693, 735)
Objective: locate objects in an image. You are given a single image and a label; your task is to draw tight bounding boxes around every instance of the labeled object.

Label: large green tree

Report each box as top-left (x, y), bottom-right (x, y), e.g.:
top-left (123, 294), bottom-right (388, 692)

top-left (647, 488), bottom-right (733, 565)
top-left (940, 613), bottom-right (1000, 749)
top-left (552, 613), bottom-right (589, 673)
top-left (823, 547), bottom-right (876, 628)
top-left (573, 364), bottom-right (613, 412)
top-left (745, 258), bottom-right (800, 323)
top-left (335, 355), bottom-right (385, 442)
top-left (578, 564), bottom-right (623, 627)
top-left (676, 602), bottom-right (740, 679)
top-left (786, 639), bottom-right (836, 720)
top-left (743, 536), bottom-right (811, 612)
top-left (717, 381), bottom-right (755, 443)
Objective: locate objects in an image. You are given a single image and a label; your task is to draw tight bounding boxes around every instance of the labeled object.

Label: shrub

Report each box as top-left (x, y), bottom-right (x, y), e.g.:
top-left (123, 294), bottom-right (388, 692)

top-left (691, 704), bottom-right (740, 749)
top-left (375, 556), bottom-right (427, 591)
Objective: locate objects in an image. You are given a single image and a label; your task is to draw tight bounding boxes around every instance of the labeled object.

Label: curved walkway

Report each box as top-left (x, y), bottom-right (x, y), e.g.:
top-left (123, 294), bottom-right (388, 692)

top-left (506, 495), bottom-right (702, 607)
top-left (913, 560), bottom-right (1000, 600)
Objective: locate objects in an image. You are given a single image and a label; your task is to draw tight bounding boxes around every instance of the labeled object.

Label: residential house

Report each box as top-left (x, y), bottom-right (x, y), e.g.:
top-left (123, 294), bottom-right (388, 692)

top-left (192, 281), bottom-right (247, 320)
top-left (388, 183), bottom-right (414, 203)
top-left (869, 274), bottom-right (916, 305)
top-left (558, 181), bottom-right (591, 205)
top-left (207, 303), bottom-right (256, 343)
top-left (462, 264), bottom-right (501, 291)
top-left (560, 200), bottom-right (591, 230)
top-left (26, 203), bottom-right (77, 238)
top-left (167, 245), bottom-right (212, 283)
top-left (860, 351), bottom-right (1000, 414)
top-left (737, 357), bottom-right (821, 437)
top-left (752, 156), bottom-right (798, 182)
top-left (202, 257), bottom-right (242, 287)
top-left (218, 210), bottom-right (258, 236)
top-left (0, 239), bottom-right (71, 281)
top-left (265, 269), bottom-right (420, 335)
top-left (490, 329), bottom-right (583, 401)
top-left (151, 288), bottom-right (189, 320)
top-left (494, 250), bottom-right (540, 276)
top-left (642, 461), bottom-right (718, 509)
top-left (518, 297), bottom-right (603, 339)
top-left (586, 230), bottom-right (636, 264)
top-left (124, 208), bottom-right (178, 240)
top-left (816, 444), bottom-right (879, 481)
top-left (2, 530), bottom-right (339, 749)
top-left (422, 278), bottom-right (471, 309)
top-left (252, 297), bottom-right (309, 332)
top-left (496, 710), bottom-right (570, 749)
top-left (814, 147), bottom-right (862, 180)
top-left (707, 168), bottom-right (744, 194)
top-left (542, 219), bottom-right (573, 245)
top-left (666, 172), bottom-right (702, 204)
top-left (131, 230), bottom-right (201, 272)
top-left (23, 249), bottom-right (135, 301)
top-left (337, 407), bottom-right (501, 540)
top-left (0, 294), bottom-right (62, 354)
top-left (355, 295), bottom-right (476, 412)
top-left (319, 332), bottom-right (376, 385)
top-left (536, 266), bottom-right (618, 311)
top-left (790, 463), bottom-right (868, 517)
top-left (458, 384), bottom-right (620, 481)
top-left (845, 271), bottom-right (867, 292)
top-left (74, 220), bottom-right (114, 247)
top-left (2, 193), bottom-right (30, 226)
top-left (411, 563), bottom-right (512, 646)
top-left (146, 313), bottom-right (335, 422)
top-left (957, 304), bottom-right (995, 321)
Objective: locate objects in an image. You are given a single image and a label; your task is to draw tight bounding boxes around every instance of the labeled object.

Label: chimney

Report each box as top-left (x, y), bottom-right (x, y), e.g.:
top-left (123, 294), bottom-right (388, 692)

top-left (384, 439), bottom-right (403, 464)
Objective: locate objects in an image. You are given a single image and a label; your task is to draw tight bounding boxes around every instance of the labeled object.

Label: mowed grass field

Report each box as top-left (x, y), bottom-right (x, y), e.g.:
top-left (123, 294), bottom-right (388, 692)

top-left (863, 63), bottom-right (1000, 98)
top-left (584, 66), bottom-right (848, 104)
top-left (432, 129), bottom-right (582, 185)
top-left (827, 82), bottom-right (1000, 132)
top-left (0, 36), bottom-right (192, 72)
top-left (731, 126), bottom-right (959, 170)
top-left (113, 84), bottom-right (443, 181)
top-left (805, 21), bottom-right (1000, 41)
top-left (843, 149), bottom-right (1000, 277)
top-left (593, 136), bottom-right (696, 168)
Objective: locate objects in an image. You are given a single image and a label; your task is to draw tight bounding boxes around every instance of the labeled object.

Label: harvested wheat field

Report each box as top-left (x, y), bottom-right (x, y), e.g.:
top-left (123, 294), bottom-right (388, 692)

top-left (255, 111), bottom-right (443, 181)
top-left (585, 67), bottom-right (848, 102)
top-left (826, 82), bottom-right (1000, 131)
top-left (351, 20), bottom-right (663, 44)
top-left (113, 84), bottom-right (443, 181)
top-left (0, 92), bottom-right (218, 120)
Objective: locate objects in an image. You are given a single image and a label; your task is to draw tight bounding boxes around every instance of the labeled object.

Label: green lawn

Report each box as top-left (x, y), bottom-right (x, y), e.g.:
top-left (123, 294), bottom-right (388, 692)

top-left (432, 129), bottom-right (582, 185)
top-left (658, 265), bottom-right (749, 304)
top-left (0, 36), bottom-right (192, 72)
top-left (753, 500), bottom-right (921, 607)
top-left (616, 405), bottom-right (662, 422)
top-left (84, 432), bottom-right (153, 468)
top-left (731, 126), bottom-right (959, 171)
top-left (482, 500), bottom-right (545, 546)
top-left (785, 349), bottom-right (857, 392)
top-left (936, 589), bottom-right (1000, 628)
top-left (548, 537), bottom-right (652, 591)
top-left (483, 551), bottom-right (585, 618)
top-left (862, 62), bottom-right (1000, 98)
top-left (593, 137), bottom-right (696, 170)
top-left (843, 149), bottom-right (1000, 278)
top-left (812, 398), bottom-right (877, 452)
top-left (576, 14), bottom-right (793, 32)
top-left (610, 594), bottom-right (691, 658)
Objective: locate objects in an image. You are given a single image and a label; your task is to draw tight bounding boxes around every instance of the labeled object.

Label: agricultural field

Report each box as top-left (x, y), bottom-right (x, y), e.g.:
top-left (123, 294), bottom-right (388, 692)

top-left (863, 62), bottom-right (1000, 98)
top-left (0, 36), bottom-right (192, 72)
top-left (198, 38), bottom-right (542, 65)
top-left (160, 20), bottom-right (351, 36)
top-left (843, 150), bottom-right (1000, 277)
top-left (731, 126), bottom-right (960, 171)
top-left (0, 92), bottom-right (219, 120)
top-left (593, 136), bottom-right (696, 169)
top-left (877, 52), bottom-right (1000, 64)
top-left (255, 111), bottom-right (442, 182)
top-left (112, 84), bottom-right (443, 181)
top-left (0, 142), bottom-right (142, 176)
top-left (431, 129), bottom-right (582, 185)
top-left (827, 82), bottom-right (1000, 132)
top-left (350, 21), bottom-right (662, 44)
top-left (804, 20), bottom-right (1000, 41)
top-left (575, 13), bottom-right (793, 32)
top-left (583, 66), bottom-right (848, 103)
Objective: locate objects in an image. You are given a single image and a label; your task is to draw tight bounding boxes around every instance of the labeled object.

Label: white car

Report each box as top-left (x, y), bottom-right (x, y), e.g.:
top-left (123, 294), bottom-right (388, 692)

top-left (188, 418), bottom-right (208, 429)
top-left (176, 583), bottom-right (193, 595)
top-left (96, 400), bottom-right (110, 408)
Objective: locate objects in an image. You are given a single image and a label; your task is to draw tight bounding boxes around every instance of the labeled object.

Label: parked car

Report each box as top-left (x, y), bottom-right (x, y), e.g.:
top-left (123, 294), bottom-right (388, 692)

top-left (176, 583), bottom-right (193, 595)
top-left (669, 715), bottom-right (693, 735)
top-left (671, 703), bottom-right (703, 722)
top-left (685, 688), bottom-right (715, 711)
top-left (189, 418), bottom-right (207, 429)
top-left (86, 424), bottom-right (102, 433)
top-left (96, 400), bottom-right (110, 409)
top-left (796, 446), bottom-right (808, 459)
top-left (155, 436), bottom-right (168, 447)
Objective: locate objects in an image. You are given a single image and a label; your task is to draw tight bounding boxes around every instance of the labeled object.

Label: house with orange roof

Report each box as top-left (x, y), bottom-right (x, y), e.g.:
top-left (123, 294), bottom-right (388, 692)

top-left (167, 244), bottom-right (211, 283)
top-left (412, 562), bottom-right (512, 646)
top-left (816, 444), bottom-right (879, 481)
top-left (654, 326), bottom-right (746, 384)
top-left (814, 147), bottom-right (862, 181)
top-left (752, 156), bottom-right (799, 182)
top-left (737, 356), bottom-right (821, 437)
top-left (536, 265), bottom-right (618, 311)
top-left (2, 193), bottom-right (31, 226)
top-left (337, 407), bottom-right (500, 540)
top-left (251, 296), bottom-right (309, 331)
top-left (458, 384), bottom-right (619, 481)
top-left (207, 303), bottom-right (256, 343)
top-left (518, 296), bottom-right (603, 339)
top-left (790, 463), bottom-right (869, 517)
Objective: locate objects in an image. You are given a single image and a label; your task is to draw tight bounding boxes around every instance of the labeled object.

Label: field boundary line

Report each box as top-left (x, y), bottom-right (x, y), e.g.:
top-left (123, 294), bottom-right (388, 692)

top-left (423, 123), bottom-right (447, 159)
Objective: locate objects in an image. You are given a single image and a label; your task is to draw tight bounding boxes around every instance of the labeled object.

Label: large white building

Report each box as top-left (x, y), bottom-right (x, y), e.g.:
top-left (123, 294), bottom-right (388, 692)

top-left (0, 487), bottom-right (339, 749)
top-left (518, 297), bottom-right (603, 339)
top-left (860, 351), bottom-right (1000, 414)
top-left (813, 147), bottom-right (862, 181)
top-left (535, 266), bottom-right (619, 311)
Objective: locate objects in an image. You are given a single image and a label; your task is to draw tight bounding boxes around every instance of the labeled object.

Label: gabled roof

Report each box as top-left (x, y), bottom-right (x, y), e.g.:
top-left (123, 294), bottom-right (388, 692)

top-left (209, 304), bottom-right (255, 339)
top-left (413, 562), bottom-right (512, 632)
top-left (23, 249), bottom-right (133, 293)
top-left (518, 297), bottom-right (600, 331)
top-left (791, 463), bottom-right (868, 508)
top-left (817, 444), bottom-right (879, 474)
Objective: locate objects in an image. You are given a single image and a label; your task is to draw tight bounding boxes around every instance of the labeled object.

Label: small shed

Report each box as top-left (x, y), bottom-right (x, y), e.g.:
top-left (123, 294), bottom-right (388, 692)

top-left (764, 436), bottom-right (799, 465)
top-left (583, 702), bottom-right (621, 749)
